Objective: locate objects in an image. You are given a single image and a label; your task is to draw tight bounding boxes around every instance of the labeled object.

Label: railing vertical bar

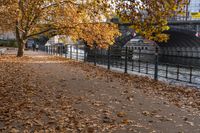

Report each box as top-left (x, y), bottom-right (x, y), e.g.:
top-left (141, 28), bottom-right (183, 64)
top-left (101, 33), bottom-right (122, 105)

top-left (132, 48), bottom-right (134, 71)
top-left (94, 45), bottom-right (96, 66)
top-left (120, 48), bottom-right (123, 69)
top-left (65, 45), bottom-right (67, 58)
top-left (107, 46), bottom-right (110, 70)
top-left (76, 44), bottom-right (78, 61)
top-left (177, 64), bottom-right (180, 81)
top-left (124, 47), bottom-right (128, 74)
top-left (154, 46), bottom-right (159, 80)
top-left (146, 62), bottom-right (148, 74)
top-left (84, 45), bottom-right (86, 62)
top-left (189, 66), bottom-right (193, 83)
top-left (70, 45), bottom-right (72, 59)
top-left (138, 48), bottom-right (141, 73)
top-left (166, 64), bottom-right (168, 78)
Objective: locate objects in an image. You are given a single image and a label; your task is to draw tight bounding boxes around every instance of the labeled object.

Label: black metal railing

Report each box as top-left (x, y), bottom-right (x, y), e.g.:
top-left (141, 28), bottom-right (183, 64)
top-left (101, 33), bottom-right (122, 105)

top-left (41, 44), bottom-right (200, 87)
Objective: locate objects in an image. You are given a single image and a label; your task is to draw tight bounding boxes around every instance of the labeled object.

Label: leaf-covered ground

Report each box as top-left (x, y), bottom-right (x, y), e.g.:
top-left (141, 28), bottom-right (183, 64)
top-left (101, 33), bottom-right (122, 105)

top-left (0, 51), bottom-right (200, 133)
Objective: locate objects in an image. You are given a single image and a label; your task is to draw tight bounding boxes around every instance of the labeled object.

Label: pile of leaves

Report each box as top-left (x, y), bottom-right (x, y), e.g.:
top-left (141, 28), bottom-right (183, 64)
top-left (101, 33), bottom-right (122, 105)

top-left (0, 56), bottom-right (149, 132)
top-left (68, 61), bottom-right (200, 112)
top-left (1, 55), bottom-right (200, 132)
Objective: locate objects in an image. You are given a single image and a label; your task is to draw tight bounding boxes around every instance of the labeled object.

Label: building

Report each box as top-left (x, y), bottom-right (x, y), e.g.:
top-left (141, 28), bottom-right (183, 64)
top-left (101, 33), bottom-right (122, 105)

top-left (0, 32), bottom-right (15, 40)
top-left (171, 0), bottom-right (200, 21)
top-left (45, 35), bottom-right (75, 46)
top-left (188, 0), bottom-right (200, 20)
top-left (188, 0), bottom-right (200, 13)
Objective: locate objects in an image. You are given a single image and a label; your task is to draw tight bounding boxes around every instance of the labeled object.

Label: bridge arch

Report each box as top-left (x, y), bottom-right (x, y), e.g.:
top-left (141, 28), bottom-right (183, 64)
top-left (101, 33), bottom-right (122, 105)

top-left (158, 29), bottom-right (200, 58)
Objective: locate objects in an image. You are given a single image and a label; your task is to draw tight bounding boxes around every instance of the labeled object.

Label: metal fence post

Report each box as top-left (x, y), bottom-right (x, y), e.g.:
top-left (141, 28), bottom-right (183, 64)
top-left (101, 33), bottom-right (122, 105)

top-left (55, 46), bottom-right (58, 56)
top-left (59, 46), bottom-right (61, 56)
top-left (52, 45), bottom-right (53, 55)
top-left (59, 46), bottom-right (60, 56)
top-left (53, 45), bottom-right (56, 55)
top-left (58, 45), bottom-right (59, 56)
top-left (49, 46), bottom-right (51, 54)
top-left (65, 45), bottom-right (67, 58)
top-left (57, 45), bottom-right (59, 56)
top-left (54, 45), bottom-right (56, 55)
top-left (107, 46), bottom-right (111, 70)
top-left (120, 48), bottom-right (123, 69)
top-left (51, 45), bottom-right (53, 55)
top-left (62, 45), bottom-right (65, 57)
top-left (138, 48), bottom-right (141, 72)
top-left (61, 46), bottom-right (64, 57)
top-left (51, 46), bottom-right (53, 55)
top-left (146, 62), bottom-right (148, 74)
top-left (60, 45), bottom-right (63, 56)
top-left (70, 45), bottom-right (72, 59)
top-left (94, 45), bottom-right (97, 66)
top-left (131, 47), bottom-right (134, 71)
top-left (55, 45), bottom-right (57, 55)
top-left (51, 46), bottom-right (55, 55)
top-left (53, 46), bottom-right (56, 55)
top-left (84, 45), bottom-right (86, 62)
top-left (154, 46), bottom-right (159, 80)
top-left (166, 64), bottom-right (168, 78)
top-left (124, 47), bottom-right (128, 74)
top-left (55, 45), bottom-right (56, 55)
top-left (189, 66), bottom-right (193, 83)
top-left (76, 44), bottom-right (78, 61)
top-left (177, 65), bottom-right (180, 80)
top-left (53, 45), bottom-right (54, 55)
top-left (100, 48), bottom-right (103, 64)
top-left (56, 45), bottom-right (58, 55)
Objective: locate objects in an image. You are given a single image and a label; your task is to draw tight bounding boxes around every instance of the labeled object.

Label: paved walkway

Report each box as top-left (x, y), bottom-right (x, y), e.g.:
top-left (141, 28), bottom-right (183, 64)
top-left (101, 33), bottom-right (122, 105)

top-left (0, 51), bottom-right (200, 132)
top-left (4, 48), bottom-right (48, 56)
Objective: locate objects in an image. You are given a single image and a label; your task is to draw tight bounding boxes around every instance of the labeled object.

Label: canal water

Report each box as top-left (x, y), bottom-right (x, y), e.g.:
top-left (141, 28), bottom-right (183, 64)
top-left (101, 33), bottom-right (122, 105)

top-left (159, 55), bottom-right (200, 68)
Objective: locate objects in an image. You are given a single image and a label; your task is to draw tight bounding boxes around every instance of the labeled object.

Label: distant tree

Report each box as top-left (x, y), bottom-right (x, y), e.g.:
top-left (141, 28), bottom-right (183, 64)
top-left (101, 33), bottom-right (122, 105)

top-left (0, 0), bottom-right (120, 57)
top-left (115, 0), bottom-right (187, 42)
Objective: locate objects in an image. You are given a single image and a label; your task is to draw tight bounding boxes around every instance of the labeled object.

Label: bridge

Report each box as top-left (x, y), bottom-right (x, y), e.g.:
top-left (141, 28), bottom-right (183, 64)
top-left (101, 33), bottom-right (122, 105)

top-left (36, 18), bottom-right (200, 62)
top-left (106, 18), bottom-right (200, 66)
top-left (158, 20), bottom-right (200, 59)
top-left (110, 18), bottom-right (200, 59)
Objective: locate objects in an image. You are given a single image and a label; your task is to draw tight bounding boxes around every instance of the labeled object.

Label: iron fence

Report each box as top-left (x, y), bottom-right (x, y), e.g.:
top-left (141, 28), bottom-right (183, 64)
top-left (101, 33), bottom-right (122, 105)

top-left (41, 44), bottom-right (200, 87)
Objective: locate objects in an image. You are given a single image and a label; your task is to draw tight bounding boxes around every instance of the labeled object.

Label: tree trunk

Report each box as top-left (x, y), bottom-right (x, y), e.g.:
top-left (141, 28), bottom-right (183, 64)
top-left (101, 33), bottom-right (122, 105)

top-left (15, 21), bottom-right (25, 57)
top-left (17, 41), bottom-right (25, 57)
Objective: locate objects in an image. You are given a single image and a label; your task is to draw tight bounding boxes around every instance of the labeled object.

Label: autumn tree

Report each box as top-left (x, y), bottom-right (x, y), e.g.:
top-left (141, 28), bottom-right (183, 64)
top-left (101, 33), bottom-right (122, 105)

top-left (115, 0), bottom-right (187, 42)
top-left (0, 0), bottom-right (187, 57)
top-left (53, 0), bottom-right (120, 49)
top-left (0, 0), bottom-right (120, 57)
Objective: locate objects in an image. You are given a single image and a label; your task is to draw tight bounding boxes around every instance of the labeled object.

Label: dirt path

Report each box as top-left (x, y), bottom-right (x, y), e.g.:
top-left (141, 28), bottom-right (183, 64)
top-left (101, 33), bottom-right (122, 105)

top-left (0, 52), bottom-right (200, 133)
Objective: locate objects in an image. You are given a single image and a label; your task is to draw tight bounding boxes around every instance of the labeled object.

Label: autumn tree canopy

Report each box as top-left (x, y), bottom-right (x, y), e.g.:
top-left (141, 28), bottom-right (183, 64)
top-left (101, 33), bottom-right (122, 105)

top-left (0, 0), bottom-right (120, 57)
top-left (115, 0), bottom-right (187, 42)
top-left (0, 0), bottom-right (186, 57)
